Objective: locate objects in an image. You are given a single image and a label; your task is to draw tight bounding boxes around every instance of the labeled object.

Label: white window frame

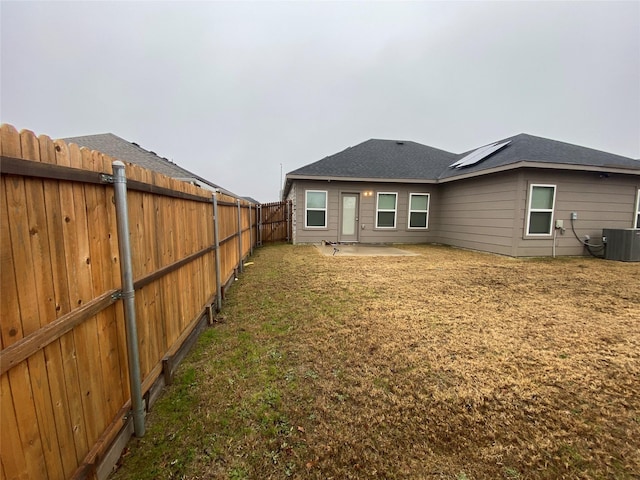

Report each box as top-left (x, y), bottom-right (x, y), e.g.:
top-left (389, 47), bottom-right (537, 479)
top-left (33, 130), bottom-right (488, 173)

top-left (408, 193), bottom-right (430, 229)
top-left (376, 192), bottom-right (397, 229)
top-left (525, 184), bottom-right (556, 236)
top-left (304, 190), bottom-right (327, 229)
top-left (635, 188), bottom-right (640, 228)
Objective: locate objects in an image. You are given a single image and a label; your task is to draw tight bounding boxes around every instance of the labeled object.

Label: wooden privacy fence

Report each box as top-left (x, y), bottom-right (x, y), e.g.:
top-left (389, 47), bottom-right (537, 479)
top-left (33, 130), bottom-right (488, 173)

top-left (0, 124), bottom-right (258, 480)
top-left (258, 200), bottom-right (292, 244)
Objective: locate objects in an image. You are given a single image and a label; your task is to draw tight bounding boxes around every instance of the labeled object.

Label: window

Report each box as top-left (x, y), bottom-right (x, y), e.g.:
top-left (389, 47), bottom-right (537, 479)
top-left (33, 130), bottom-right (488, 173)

top-left (635, 189), bottom-right (640, 228)
top-left (408, 193), bottom-right (430, 229)
top-left (305, 190), bottom-right (327, 228)
top-left (526, 184), bottom-right (556, 235)
top-left (376, 192), bottom-right (397, 228)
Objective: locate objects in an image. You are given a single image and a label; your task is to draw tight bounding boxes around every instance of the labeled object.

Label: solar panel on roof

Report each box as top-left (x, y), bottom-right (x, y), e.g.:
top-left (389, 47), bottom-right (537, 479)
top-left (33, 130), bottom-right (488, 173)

top-left (449, 140), bottom-right (511, 169)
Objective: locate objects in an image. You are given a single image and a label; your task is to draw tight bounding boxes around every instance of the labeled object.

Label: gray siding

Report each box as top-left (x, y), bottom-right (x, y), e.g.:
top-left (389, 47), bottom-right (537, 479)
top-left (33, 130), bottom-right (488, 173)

top-left (513, 169), bottom-right (640, 257)
top-left (434, 171), bottom-right (522, 256)
top-left (289, 171), bottom-right (640, 257)
top-left (290, 180), bottom-right (438, 244)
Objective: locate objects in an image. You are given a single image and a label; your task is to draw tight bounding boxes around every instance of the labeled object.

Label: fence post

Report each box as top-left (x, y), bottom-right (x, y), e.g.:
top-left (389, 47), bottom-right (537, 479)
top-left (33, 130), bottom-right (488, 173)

top-left (257, 204), bottom-right (262, 246)
top-left (112, 161), bottom-right (145, 438)
top-left (249, 204), bottom-right (254, 256)
top-left (213, 193), bottom-right (222, 312)
top-left (237, 199), bottom-right (243, 274)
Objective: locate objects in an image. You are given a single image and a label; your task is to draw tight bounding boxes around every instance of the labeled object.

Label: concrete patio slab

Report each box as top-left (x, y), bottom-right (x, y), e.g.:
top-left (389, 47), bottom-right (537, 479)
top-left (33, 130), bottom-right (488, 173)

top-left (315, 244), bottom-right (420, 257)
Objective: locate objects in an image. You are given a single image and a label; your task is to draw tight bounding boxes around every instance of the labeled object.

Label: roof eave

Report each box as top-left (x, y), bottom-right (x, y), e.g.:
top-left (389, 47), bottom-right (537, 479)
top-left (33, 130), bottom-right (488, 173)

top-left (285, 173), bottom-right (438, 184)
top-left (283, 161), bottom-right (640, 197)
top-left (439, 161), bottom-right (640, 182)
top-left (282, 173), bottom-right (438, 199)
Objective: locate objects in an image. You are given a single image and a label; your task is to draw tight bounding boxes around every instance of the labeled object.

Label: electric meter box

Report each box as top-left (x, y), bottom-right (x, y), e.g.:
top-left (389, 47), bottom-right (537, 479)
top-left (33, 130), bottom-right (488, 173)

top-left (603, 228), bottom-right (640, 262)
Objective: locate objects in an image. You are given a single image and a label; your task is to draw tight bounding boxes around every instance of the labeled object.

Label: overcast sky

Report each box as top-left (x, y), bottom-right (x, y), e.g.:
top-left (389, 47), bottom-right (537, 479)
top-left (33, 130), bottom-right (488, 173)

top-left (2, 1), bottom-right (639, 202)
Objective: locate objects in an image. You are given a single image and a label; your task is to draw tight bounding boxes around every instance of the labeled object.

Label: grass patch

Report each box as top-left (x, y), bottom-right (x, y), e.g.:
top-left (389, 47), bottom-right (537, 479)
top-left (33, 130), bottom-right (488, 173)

top-left (112, 244), bottom-right (640, 479)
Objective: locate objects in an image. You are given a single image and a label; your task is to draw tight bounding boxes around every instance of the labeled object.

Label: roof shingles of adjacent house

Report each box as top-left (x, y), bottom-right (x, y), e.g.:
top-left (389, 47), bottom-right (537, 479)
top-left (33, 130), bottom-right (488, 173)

top-left (62, 133), bottom-right (240, 198)
top-left (287, 134), bottom-right (640, 187)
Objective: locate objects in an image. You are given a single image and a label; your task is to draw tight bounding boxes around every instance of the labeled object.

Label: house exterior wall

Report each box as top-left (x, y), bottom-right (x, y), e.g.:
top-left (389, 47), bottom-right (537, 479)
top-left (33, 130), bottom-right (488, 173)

top-left (288, 171), bottom-right (640, 257)
top-left (289, 180), bottom-right (438, 244)
top-left (512, 169), bottom-right (640, 257)
top-left (435, 169), bottom-right (639, 257)
top-left (287, 182), bottom-right (297, 242)
top-left (434, 171), bottom-right (522, 256)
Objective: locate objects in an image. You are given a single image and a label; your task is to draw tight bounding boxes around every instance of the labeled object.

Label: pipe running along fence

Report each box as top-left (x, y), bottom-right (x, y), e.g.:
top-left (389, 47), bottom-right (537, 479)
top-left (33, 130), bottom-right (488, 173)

top-left (0, 124), bottom-right (283, 480)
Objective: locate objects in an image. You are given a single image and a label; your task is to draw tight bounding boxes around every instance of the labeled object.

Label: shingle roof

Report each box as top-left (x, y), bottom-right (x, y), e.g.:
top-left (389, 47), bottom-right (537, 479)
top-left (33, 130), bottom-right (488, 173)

top-left (285, 134), bottom-right (640, 196)
top-left (287, 139), bottom-right (456, 180)
top-left (62, 133), bottom-right (240, 197)
top-left (438, 133), bottom-right (640, 179)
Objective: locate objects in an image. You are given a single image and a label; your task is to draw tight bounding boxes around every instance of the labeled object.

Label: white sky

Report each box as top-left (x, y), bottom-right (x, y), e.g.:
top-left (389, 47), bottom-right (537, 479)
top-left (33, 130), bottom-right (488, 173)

top-left (2, 1), bottom-right (639, 202)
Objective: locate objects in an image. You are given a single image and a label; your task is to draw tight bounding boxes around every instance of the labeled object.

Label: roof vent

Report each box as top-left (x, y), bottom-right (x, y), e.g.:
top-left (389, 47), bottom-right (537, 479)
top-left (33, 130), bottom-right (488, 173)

top-left (396, 141), bottom-right (404, 145)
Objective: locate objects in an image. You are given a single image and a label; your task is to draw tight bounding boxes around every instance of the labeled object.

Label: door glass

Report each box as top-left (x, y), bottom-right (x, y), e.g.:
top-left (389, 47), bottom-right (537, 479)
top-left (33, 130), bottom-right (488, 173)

top-left (342, 196), bottom-right (356, 235)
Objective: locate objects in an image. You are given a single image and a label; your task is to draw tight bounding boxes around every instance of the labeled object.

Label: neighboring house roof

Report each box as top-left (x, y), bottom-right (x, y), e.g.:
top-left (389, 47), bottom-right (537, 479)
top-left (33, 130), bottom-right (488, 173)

top-left (63, 133), bottom-right (241, 198)
top-left (284, 134), bottom-right (640, 197)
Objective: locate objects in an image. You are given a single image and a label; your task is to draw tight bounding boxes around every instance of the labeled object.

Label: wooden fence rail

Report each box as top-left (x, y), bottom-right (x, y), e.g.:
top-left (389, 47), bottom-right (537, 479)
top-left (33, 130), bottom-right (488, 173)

top-left (0, 124), bottom-right (260, 480)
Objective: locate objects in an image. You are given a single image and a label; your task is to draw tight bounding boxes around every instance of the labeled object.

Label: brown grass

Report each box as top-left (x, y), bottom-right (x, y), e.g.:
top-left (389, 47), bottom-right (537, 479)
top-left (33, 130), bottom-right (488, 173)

top-left (112, 244), bottom-right (640, 480)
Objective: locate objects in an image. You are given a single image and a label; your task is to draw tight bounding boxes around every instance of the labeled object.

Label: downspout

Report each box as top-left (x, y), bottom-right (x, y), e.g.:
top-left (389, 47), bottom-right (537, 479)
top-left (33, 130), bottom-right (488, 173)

top-left (112, 161), bottom-right (145, 437)
top-left (286, 201), bottom-right (291, 243)
top-left (213, 193), bottom-right (222, 312)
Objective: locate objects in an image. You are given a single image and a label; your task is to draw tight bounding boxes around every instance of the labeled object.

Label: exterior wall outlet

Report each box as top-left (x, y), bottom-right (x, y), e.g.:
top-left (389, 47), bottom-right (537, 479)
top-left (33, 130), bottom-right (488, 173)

top-left (571, 212), bottom-right (578, 220)
top-left (555, 219), bottom-right (563, 229)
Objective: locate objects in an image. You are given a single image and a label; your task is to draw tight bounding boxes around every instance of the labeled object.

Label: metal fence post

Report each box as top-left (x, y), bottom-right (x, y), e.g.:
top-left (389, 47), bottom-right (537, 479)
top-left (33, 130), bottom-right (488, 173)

top-left (112, 160), bottom-right (145, 438)
top-left (257, 204), bottom-right (262, 246)
top-left (249, 204), bottom-right (254, 256)
top-left (237, 199), bottom-right (243, 274)
top-left (213, 193), bottom-right (222, 312)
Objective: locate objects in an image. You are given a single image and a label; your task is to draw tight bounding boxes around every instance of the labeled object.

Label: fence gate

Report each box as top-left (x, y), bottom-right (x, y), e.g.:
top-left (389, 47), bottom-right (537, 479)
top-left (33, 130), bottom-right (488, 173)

top-left (259, 200), bottom-right (292, 244)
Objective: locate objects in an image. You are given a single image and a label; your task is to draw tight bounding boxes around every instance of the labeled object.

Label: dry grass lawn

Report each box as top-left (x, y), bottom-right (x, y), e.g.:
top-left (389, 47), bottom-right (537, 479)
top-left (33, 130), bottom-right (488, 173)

top-left (112, 244), bottom-right (640, 480)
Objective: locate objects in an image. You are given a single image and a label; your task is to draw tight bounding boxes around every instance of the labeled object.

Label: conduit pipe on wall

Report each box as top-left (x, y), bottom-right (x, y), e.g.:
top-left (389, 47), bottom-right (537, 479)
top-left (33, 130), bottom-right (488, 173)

top-left (112, 160), bottom-right (146, 437)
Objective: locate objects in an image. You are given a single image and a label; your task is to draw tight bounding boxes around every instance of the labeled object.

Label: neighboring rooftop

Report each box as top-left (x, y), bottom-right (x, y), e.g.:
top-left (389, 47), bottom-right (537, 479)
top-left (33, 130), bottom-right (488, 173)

top-left (63, 133), bottom-right (242, 198)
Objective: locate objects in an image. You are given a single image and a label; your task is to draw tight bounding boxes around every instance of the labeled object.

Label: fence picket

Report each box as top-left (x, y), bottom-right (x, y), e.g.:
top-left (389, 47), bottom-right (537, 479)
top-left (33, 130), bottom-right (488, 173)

top-left (37, 133), bottom-right (79, 476)
top-left (2, 125), bottom-right (49, 479)
top-left (52, 140), bottom-right (91, 463)
top-left (20, 129), bottom-right (67, 480)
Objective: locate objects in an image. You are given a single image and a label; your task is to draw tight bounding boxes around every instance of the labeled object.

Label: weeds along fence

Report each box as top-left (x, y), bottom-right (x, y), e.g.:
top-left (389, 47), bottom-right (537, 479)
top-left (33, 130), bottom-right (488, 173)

top-left (0, 124), bottom-right (260, 480)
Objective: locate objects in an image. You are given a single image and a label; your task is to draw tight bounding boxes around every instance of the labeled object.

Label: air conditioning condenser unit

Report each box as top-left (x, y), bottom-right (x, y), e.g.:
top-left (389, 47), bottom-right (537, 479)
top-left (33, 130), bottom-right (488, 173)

top-left (603, 228), bottom-right (640, 262)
